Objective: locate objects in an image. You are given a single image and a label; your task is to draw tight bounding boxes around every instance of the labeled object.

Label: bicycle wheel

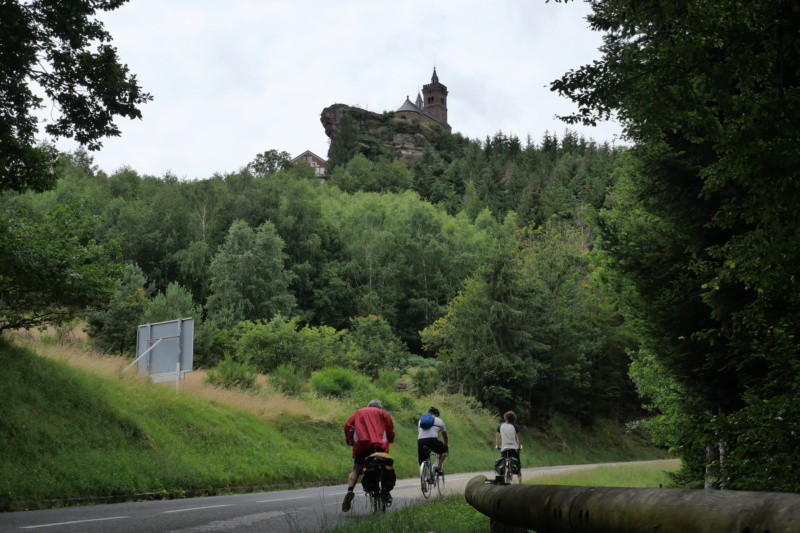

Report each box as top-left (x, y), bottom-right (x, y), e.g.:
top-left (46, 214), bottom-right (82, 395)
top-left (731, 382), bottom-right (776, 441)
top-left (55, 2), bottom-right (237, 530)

top-left (371, 470), bottom-right (387, 513)
top-left (420, 460), bottom-right (432, 498)
top-left (504, 458), bottom-right (513, 485)
top-left (436, 469), bottom-right (445, 496)
top-left (374, 491), bottom-right (386, 513)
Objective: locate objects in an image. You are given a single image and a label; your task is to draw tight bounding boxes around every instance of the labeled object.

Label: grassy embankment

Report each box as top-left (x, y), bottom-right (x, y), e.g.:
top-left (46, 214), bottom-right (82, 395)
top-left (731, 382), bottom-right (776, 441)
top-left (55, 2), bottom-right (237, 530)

top-left (0, 335), bottom-right (669, 512)
top-left (328, 459), bottom-right (681, 533)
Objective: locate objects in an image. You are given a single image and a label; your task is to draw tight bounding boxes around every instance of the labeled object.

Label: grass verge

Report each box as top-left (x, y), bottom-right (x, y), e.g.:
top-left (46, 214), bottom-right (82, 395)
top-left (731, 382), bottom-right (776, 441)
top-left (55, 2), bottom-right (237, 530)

top-left (0, 336), bottom-right (669, 511)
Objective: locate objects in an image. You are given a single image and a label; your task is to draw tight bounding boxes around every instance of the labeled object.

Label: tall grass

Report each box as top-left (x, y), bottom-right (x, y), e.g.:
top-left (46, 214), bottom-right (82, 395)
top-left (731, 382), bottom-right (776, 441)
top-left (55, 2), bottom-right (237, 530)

top-left (0, 335), bottom-right (669, 511)
top-left (528, 459), bottom-right (679, 488)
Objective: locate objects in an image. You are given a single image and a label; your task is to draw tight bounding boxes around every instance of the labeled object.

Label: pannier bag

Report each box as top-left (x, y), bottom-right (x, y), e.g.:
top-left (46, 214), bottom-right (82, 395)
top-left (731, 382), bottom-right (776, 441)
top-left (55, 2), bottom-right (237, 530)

top-left (494, 456), bottom-right (521, 475)
top-left (361, 452), bottom-right (396, 493)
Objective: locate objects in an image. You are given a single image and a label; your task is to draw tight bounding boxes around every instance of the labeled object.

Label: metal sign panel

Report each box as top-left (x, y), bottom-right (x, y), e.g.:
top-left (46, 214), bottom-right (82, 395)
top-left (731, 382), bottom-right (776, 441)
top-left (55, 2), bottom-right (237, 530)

top-left (135, 317), bottom-right (194, 382)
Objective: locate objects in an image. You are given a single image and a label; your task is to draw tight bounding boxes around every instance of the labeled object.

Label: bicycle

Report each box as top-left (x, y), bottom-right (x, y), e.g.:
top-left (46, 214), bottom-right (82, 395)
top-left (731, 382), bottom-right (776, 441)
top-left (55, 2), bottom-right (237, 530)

top-left (419, 446), bottom-right (445, 498)
top-left (496, 447), bottom-right (522, 485)
top-left (362, 451), bottom-right (394, 513)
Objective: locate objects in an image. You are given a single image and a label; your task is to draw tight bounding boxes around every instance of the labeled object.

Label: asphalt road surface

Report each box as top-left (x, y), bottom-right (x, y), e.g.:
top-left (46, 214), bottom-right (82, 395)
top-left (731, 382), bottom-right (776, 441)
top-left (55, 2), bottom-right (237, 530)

top-left (0, 463), bottom-right (625, 532)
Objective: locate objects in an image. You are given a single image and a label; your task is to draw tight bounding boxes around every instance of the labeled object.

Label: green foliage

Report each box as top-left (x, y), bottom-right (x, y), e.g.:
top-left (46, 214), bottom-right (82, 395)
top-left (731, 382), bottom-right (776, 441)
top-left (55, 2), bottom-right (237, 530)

top-left (329, 154), bottom-right (412, 193)
top-left (346, 315), bottom-right (411, 378)
top-left (268, 363), bottom-right (306, 396)
top-left (422, 241), bottom-right (547, 417)
top-left (424, 218), bottom-right (637, 424)
top-left (246, 149), bottom-right (291, 176)
top-left (0, 0), bottom-right (151, 194)
top-left (142, 282), bottom-right (200, 325)
top-left (233, 316), bottom-right (347, 375)
top-left (374, 369), bottom-right (401, 392)
top-left (554, 0), bottom-right (800, 491)
top-left (327, 114), bottom-right (360, 172)
top-left (410, 367), bottom-right (440, 396)
top-left (205, 220), bottom-right (296, 325)
top-left (84, 264), bottom-right (150, 355)
top-left (204, 354), bottom-right (259, 391)
top-left (0, 202), bottom-right (123, 333)
top-left (310, 366), bottom-right (369, 397)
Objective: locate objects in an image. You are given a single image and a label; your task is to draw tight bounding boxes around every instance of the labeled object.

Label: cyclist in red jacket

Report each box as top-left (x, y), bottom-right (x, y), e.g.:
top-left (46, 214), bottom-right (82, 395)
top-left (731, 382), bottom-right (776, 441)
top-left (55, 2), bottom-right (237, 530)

top-left (342, 399), bottom-right (395, 512)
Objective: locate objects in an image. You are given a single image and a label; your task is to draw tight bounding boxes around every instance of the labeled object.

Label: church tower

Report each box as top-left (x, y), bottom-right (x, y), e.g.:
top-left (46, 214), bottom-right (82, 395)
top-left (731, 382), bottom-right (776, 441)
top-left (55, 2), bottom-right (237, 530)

top-left (421, 67), bottom-right (448, 126)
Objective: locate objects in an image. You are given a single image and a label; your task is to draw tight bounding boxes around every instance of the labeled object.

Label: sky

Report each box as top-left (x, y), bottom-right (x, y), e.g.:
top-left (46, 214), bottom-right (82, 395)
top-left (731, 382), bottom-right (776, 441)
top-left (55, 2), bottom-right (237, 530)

top-left (40, 1), bottom-right (623, 180)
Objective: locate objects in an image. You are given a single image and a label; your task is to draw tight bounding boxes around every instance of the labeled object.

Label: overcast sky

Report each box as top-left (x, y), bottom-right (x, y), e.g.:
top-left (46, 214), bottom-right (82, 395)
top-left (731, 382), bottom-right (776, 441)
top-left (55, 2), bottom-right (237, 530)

top-left (40, 1), bottom-right (622, 180)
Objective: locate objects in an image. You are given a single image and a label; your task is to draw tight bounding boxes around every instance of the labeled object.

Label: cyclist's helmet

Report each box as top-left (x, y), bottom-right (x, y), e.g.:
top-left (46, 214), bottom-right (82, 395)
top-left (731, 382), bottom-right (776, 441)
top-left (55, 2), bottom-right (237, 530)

top-left (428, 406), bottom-right (440, 417)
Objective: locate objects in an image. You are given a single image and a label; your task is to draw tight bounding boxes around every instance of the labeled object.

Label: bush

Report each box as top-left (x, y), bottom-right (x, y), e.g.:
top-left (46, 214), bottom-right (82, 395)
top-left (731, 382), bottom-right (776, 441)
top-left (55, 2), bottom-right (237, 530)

top-left (270, 363), bottom-right (306, 396)
top-left (375, 370), bottom-right (401, 392)
top-left (311, 367), bottom-right (369, 397)
top-left (235, 316), bottom-right (347, 375)
top-left (346, 315), bottom-right (411, 378)
top-left (204, 354), bottom-right (259, 391)
top-left (411, 367), bottom-right (440, 396)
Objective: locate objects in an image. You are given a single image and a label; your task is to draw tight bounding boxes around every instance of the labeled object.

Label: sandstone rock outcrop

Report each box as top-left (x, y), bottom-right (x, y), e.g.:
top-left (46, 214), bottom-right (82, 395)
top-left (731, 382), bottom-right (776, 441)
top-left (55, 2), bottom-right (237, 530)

top-left (321, 104), bottom-right (436, 162)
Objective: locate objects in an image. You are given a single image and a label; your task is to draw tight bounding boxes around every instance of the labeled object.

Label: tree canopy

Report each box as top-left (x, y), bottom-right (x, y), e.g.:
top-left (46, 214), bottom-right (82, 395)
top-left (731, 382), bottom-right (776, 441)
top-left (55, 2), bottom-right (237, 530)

top-left (1, 0), bottom-right (151, 194)
top-left (552, 0), bottom-right (800, 491)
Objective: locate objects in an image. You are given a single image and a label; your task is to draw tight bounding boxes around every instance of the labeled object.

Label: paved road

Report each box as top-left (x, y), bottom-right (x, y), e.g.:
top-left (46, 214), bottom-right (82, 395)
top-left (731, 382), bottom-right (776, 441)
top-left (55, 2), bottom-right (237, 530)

top-left (0, 463), bottom-right (629, 532)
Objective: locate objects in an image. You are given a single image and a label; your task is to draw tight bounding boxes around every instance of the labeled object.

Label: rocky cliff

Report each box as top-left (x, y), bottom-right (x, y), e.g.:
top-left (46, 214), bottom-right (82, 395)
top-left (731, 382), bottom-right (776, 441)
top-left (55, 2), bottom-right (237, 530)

top-left (320, 103), bottom-right (440, 162)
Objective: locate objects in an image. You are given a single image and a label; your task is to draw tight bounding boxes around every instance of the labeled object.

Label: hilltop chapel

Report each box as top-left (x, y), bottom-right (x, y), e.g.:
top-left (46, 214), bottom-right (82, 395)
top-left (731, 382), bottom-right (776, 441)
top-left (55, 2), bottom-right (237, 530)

top-left (395, 67), bottom-right (452, 133)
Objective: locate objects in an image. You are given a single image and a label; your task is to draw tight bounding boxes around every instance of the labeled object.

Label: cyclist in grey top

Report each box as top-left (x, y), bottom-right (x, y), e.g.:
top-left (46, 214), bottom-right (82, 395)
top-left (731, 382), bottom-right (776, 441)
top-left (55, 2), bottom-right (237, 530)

top-left (417, 406), bottom-right (449, 473)
top-left (496, 410), bottom-right (522, 459)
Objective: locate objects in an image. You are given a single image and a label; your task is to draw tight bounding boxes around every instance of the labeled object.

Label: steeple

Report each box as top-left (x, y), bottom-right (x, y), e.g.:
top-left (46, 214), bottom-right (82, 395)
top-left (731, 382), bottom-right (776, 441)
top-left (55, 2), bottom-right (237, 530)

top-left (422, 66), bottom-right (448, 126)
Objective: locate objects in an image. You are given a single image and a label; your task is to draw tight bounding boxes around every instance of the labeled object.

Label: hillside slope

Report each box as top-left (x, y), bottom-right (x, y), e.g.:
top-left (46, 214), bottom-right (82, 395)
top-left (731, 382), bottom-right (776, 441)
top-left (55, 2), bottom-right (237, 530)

top-left (0, 338), bottom-right (667, 511)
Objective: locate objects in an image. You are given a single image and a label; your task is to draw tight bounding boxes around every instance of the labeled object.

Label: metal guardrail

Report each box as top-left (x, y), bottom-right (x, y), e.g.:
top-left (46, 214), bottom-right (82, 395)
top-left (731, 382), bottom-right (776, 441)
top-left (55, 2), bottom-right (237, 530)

top-left (464, 474), bottom-right (800, 533)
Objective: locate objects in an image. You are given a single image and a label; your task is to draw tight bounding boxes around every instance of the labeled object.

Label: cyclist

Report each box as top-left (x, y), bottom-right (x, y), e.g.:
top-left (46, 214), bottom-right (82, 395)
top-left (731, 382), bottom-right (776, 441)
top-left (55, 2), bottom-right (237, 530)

top-left (342, 399), bottom-right (395, 512)
top-left (417, 406), bottom-right (448, 473)
top-left (496, 410), bottom-right (522, 479)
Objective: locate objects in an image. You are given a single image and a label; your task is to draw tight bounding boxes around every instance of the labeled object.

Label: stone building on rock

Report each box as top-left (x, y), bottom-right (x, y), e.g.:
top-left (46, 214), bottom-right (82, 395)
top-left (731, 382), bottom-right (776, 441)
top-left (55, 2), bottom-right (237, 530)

top-left (395, 67), bottom-right (451, 132)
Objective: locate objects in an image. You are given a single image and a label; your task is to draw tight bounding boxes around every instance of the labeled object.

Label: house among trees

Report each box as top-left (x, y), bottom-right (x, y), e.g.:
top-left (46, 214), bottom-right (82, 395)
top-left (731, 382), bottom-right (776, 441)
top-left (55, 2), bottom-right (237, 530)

top-left (291, 150), bottom-right (328, 178)
top-left (395, 67), bottom-right (451, 132)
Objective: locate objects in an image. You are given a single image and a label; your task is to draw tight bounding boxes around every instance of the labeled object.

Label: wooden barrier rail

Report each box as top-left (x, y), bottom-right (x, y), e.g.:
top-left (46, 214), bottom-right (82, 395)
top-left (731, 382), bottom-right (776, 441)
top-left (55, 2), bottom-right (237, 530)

top-left (464, 475), bottom-right (800, 533)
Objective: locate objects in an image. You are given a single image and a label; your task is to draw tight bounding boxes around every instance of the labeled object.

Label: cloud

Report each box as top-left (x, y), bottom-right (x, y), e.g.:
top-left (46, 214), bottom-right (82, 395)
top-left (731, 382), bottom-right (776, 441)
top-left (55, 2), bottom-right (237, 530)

top-left (38, 0), bottom-right (621, 179)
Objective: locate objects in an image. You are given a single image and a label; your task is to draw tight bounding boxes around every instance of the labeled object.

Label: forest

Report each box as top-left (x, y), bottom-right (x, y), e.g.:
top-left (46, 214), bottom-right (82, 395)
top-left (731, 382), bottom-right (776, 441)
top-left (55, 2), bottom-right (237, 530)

top-left (0, 129), bottom-right (635, 429)
top-left (3, 0), bottom-right (799, 495)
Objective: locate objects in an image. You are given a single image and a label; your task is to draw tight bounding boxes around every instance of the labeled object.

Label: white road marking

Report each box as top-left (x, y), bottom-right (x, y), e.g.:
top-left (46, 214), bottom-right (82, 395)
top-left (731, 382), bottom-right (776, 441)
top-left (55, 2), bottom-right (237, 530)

top-left (20, 516), bottom-right (129, 529)
top-left (162, 505), bottom-right (231, 513)
top-left (255, 496), bottom-right (308, 503)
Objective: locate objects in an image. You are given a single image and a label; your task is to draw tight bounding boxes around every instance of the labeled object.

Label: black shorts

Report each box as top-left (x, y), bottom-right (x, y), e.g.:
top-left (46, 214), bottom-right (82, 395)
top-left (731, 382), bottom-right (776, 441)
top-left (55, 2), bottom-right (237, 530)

top-left (418, 438), bottom-right (448, 464)
top-left (354, 446), bottom-right (384, 465)
top-left (501, 448), bottom-right (520, 460)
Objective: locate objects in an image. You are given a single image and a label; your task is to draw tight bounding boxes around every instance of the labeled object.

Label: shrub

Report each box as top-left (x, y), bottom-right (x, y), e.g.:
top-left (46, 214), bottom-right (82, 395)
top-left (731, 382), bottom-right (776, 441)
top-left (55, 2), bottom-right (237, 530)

top-left (346, 315), bottom-right (411, 378)
top-left (235, 316), bottom-right (347, 375)
top-left (204, 354), bottom-right (259, 391)
top-left (375, 370), bottom-right (401, 392)
top-left (311, 367), bottom-right (369, 397)
top-left (411, 367), bottom-right (440, 396)
top-left (270, 363), bottom-right (306, 396)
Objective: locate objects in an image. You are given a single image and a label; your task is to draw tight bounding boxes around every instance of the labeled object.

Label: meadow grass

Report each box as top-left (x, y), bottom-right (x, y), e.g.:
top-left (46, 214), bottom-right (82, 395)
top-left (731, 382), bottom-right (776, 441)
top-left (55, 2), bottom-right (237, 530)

top-left (0, 335), bottom-right (669, 511)
top-left (527, 459), bottom-right (679, 488)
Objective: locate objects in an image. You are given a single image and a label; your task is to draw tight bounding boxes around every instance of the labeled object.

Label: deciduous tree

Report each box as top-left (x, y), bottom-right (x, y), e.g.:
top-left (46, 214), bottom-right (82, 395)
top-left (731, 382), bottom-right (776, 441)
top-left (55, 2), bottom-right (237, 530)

top-left (552, 0), bottom-right (800, 490)
top-left (1, 0), bottom-right (151, 193)
top-left (0, 202), bottom-right (122, 333)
